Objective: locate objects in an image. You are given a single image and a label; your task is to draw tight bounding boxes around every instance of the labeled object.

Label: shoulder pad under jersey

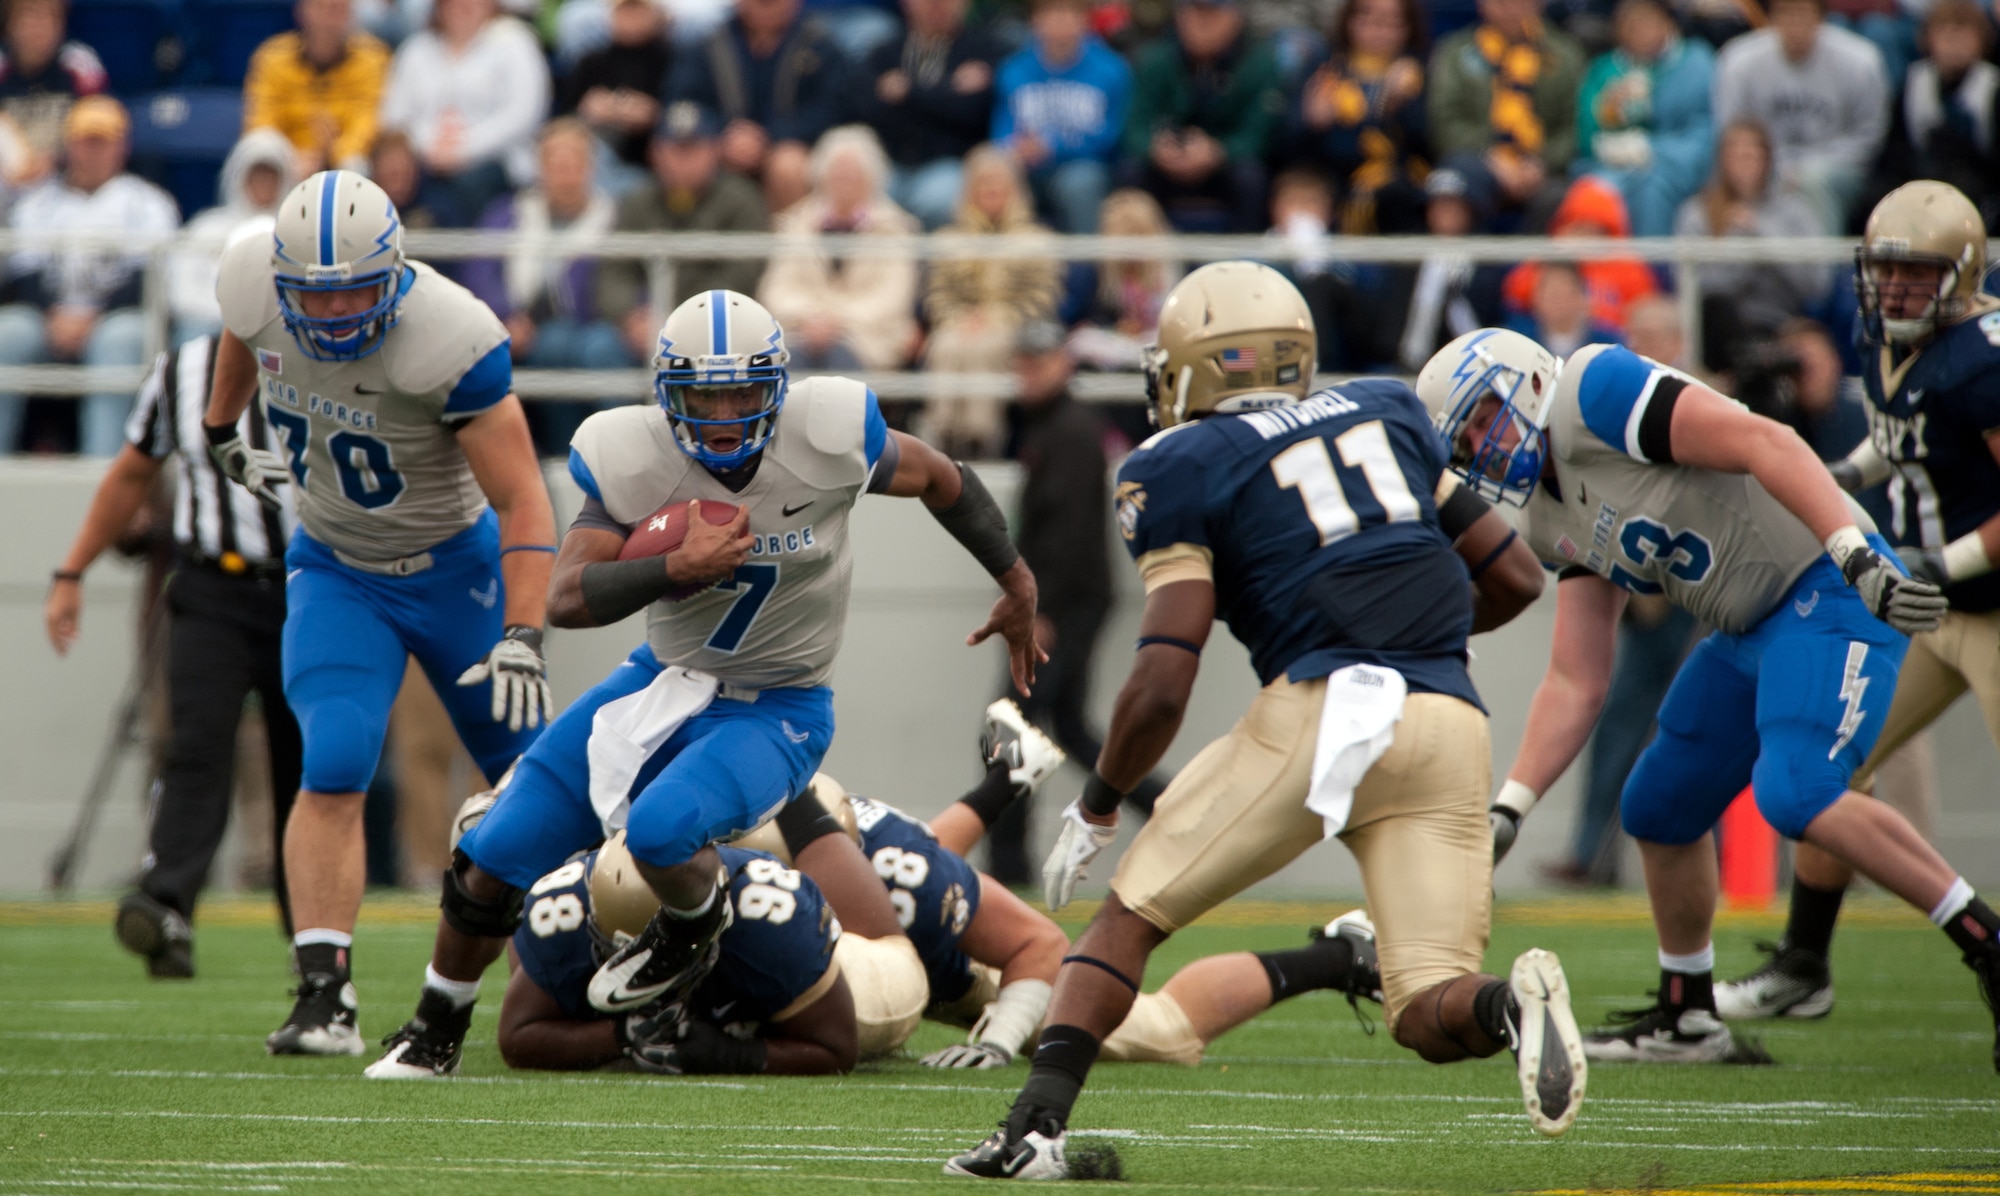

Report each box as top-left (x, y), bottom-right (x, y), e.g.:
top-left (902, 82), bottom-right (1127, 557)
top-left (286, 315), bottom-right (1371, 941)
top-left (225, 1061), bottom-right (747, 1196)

top-left (215, 231), bottom-right (280, 342)
top-left (379, 263), bottom-right (509, 399)
top-left (569, 404), bottom-right (691, 526)
top-left (778, 375), bottom-right (874, 492)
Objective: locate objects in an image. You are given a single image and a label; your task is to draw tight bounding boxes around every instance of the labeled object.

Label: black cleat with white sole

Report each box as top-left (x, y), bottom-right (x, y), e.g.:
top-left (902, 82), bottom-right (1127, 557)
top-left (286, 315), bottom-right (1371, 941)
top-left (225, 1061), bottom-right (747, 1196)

top-left (1506, 949), bottom-right (1586, 1136)
top-left (587, 898), bottom-right (731, 1013)
top-left (266, 973), bottom-right (363, 1056)
top-left (1715, 941), bottom-right (1833, 1020)
top-left (1584, 1002), bottom-right (1735, 1063)
top-left (945, 1122), bottom-right (1070, 1180)
top-left (365, 988), bottom-right (474, 1078)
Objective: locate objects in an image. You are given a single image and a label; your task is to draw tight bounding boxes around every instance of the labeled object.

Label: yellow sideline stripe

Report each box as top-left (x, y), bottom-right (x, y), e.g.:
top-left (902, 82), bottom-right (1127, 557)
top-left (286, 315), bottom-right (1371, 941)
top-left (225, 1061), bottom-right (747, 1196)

top-left (0, 893), bottom-right (1931, 930)
top-left (1535, 1171), bottom-right (2000, 1196)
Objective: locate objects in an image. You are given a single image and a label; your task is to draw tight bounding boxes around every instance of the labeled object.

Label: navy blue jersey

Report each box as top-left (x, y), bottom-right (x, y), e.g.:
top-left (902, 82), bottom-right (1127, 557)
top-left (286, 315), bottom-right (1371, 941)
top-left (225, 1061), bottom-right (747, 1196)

top-left (1113, 380), bottom-right (1480, 709)
top-left (1860, 312), bottom-right (2000, 612)
top-left (847, 795), bottom-right (982, 1005)
top-left (513, 846), bottom-right (840, 1031)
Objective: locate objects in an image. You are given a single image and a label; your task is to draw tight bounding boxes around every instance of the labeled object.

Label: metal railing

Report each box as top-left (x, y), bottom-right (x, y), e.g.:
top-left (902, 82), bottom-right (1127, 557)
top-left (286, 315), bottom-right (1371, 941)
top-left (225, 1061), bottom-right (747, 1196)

top-left (0, 226), bottom-right (1906, 403)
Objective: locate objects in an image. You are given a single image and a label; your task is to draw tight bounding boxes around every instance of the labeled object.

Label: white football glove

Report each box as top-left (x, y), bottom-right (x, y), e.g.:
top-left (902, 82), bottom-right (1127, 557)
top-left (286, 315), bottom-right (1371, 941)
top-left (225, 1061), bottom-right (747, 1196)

top-left (208, 431), bottom-right (290, 513)
top-left (1042, 799), bottom-right (1118, 911)
top-left (919, 1041), bottom-right (1013, 1069)
top-left (1841, 546), bottom-right (1948, 635)
top-left (457, 625), bottom-right (554, 732)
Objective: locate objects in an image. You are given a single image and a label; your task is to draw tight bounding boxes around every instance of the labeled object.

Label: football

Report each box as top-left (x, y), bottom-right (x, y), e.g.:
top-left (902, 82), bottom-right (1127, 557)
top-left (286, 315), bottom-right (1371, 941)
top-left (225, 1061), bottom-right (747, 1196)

top-left (619, 498), bottom-right (742, 600)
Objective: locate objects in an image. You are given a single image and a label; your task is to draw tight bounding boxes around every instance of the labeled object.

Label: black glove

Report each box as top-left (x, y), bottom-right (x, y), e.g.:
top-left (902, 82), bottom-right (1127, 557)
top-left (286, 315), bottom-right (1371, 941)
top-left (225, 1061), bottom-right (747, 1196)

top-left (1895, 545), bottom-right (1949, 587)
top-left (1490, 805), bottom-right (1522, 865)
top-left (1841, 546), bottom-right (1948, 635)
top-left (621, 1006), bottom-right (766, 1075)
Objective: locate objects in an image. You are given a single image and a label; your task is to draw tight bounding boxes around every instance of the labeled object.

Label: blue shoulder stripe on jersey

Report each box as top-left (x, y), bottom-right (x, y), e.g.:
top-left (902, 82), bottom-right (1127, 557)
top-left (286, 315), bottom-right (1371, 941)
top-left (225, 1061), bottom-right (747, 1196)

top-left (709, 289), bottom-right (728, 354)
top-left (862, 388), bottom-right (888, 469)
top-left (568, 446), bottom-right (602, 501)
top-left (1576, 346), bottom-right (1666, 461)
top-left (442, 341), bottom-right (513, 417)
top-left (318, 171), bottom-right (339, 267)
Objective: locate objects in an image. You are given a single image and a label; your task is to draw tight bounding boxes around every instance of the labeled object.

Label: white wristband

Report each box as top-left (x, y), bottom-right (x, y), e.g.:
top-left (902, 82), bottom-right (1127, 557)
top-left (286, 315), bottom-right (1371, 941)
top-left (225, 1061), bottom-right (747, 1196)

top-left (1942, 532), bottom-right (1994, 582)
top-left (1844, 440), bottom-right (1894, 488)
top-left (1824, 525), bottom-right (1871, 569)
top-left (1494, 779), bottom-right (1539, 819)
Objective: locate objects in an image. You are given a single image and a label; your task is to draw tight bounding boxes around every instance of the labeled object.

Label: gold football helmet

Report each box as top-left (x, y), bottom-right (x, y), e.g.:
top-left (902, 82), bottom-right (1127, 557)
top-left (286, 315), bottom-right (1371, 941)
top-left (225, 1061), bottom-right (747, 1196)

top-left (1857, 180), bottom-right (1989, 345)
top-left (726, 774), bottom-right (862, 865)
top-left (1143, 261), bottom-right (1316, 428)
top-left (587, 831), bottom-right (663, 948)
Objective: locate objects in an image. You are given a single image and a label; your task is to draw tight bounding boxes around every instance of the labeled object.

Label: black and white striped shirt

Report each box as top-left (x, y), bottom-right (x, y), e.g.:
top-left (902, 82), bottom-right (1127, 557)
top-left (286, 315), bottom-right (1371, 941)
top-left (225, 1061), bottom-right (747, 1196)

top-left (124, 334), bottom-right (298, 564)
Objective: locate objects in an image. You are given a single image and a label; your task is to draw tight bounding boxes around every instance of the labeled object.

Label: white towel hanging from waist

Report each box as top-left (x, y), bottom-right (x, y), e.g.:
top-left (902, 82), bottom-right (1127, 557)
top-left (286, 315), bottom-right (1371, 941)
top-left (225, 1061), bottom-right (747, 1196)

top-left (587, 665), bottom-right (721, 834)
top-left (1305, 664), bottom-right (1409, 839)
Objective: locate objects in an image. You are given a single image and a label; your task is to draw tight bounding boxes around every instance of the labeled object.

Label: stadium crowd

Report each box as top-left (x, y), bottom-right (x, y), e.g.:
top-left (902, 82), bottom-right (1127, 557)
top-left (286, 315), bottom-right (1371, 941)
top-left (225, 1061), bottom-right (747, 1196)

top-left (0, 0), bottom-right (1991, 455)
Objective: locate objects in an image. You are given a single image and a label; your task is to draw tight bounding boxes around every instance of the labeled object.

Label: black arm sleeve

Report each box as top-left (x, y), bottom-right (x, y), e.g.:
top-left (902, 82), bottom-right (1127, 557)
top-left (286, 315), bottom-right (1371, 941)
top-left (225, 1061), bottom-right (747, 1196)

top-left (775, 793), bottom-right (845, 858)
top-left (929, 462), bottom-right (1020, 576)
top-left (579, 558), bottom-right (676, 625)
top-left (1436, 481), bottom-right (1492, 542)
top-left (1638, 375), bottom-right (1687, 464)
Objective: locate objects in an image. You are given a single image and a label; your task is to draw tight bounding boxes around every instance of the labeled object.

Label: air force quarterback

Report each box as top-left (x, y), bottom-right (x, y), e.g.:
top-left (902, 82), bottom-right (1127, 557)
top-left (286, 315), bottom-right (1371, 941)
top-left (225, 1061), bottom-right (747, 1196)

top-left (202, 170), bottom-right (558, 1058)
top-left (365, 288), bottom-right (1044, 1078)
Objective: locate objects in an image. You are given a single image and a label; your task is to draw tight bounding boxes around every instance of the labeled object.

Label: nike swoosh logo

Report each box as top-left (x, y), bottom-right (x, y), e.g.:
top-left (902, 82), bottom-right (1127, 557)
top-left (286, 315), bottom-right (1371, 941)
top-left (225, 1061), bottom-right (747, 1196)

top-left (1794, 591), bottom-right (1820, 618)
top-left (781, 501), bottom-right (813, 517)
top-left (711, 1000), bottom-right (737, 1019)
top-left (1908, 388), bottom-right (1925, 404)
top-left (1000, 1148), bottom-right (1032, 1177)
top-left (781, 720), bottom-right (810, 744)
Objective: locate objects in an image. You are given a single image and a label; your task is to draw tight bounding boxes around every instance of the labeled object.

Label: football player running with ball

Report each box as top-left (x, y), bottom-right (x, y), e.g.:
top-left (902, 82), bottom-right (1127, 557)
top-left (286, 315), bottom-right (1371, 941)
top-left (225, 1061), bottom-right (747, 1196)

top-left (1427, 323), bottom-right (2000, 1068)
top-left (204, 171), bottom-right (558, 1057)
top-left (948, 262), bottom-right (1577, 1182)
top-left (366, 289), bottom-right (1042, 1078)
top-left (1716, 183), bottom-right (2000, 1049)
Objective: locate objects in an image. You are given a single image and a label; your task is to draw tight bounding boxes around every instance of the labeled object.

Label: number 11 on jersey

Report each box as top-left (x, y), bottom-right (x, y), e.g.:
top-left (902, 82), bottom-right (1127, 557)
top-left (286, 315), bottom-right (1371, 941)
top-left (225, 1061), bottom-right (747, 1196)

top-left (1271, 420), bottom-right (1422, 545)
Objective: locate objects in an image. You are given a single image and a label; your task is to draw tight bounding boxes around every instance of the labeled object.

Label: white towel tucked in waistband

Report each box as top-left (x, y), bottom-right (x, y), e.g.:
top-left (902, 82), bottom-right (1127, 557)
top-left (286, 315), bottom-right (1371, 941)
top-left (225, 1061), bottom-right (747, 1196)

top-left (587, 666), bottom-right (720, 834)
top-left (1305, 664), bottom-right (1408, 839)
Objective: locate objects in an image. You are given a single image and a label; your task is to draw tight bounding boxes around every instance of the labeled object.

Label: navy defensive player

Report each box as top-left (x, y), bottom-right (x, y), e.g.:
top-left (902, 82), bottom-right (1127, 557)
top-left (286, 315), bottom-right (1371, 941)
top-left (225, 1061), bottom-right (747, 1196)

top-left (498, 833), bottom-right (859, 1076)
top-left (1422, 325), bottom-right (2000, 1068)
top-left (367, 290), bottom-right (1042, 1078)
top-left (1718, 182), bottom-right (2000, 1035)
top-left (948, 262), bottom-right (1578, 1181)
top-left (203, 171), bottom-right (557, 1056)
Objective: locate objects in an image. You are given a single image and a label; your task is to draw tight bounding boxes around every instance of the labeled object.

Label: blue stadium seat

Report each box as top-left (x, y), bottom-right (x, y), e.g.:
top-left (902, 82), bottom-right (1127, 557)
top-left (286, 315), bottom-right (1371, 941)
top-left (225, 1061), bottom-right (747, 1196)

top-left (126, 88), bottom-right (243, 217)
top-left (66, 0), bottom-right (181, 94)
top-left (183, 0), bottom-right (293, 88)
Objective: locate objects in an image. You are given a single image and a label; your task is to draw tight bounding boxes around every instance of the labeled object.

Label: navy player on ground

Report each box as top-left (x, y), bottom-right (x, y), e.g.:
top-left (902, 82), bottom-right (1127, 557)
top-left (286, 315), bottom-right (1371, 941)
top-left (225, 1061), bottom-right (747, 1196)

top-left (1420, 324), bottom-right (2000, 1069)
top-left (202, 172), bottom-right (557, 1056)
top-left (498, 834), bottom-right (858, 1076)
top-left (949, 263), bottom-right (1577, 1181)
top-left (367, 290), bottom-right (1042, 1078)
top-left (1719, 183), bottom-right (2000, 1035)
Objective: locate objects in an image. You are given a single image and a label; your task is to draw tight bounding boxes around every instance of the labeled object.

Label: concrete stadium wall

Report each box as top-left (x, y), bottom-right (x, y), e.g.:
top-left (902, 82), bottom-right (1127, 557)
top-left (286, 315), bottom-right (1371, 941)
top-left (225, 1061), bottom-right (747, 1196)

top-left (2, 457), bottom-right (1994, 900)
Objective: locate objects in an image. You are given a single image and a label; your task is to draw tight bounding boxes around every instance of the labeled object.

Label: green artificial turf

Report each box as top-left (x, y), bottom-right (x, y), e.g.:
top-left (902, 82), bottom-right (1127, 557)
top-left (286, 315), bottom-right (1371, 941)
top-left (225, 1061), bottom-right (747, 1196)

top-left (0, 894), bottom-right (1993, 1194)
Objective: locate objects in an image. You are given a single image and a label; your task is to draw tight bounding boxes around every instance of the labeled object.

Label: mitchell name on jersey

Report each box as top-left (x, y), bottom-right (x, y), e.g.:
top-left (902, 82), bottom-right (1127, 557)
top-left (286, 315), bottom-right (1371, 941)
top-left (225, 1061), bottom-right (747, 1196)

top-left (1526, 344), bottom-right (1875, 633)
top-left (567, 378), bottom-right (887, 691)
top-left (216, 229), bottom-right (512, 563)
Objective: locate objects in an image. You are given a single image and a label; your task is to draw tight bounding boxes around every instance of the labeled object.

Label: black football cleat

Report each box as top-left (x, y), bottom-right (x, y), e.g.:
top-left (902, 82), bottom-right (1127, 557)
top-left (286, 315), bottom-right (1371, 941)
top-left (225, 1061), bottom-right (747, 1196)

top-left (944, 1122), bottom-right (1070, 1180)
top-left (587, 898), bottom-right (731, 1013)
top-left (1715, 941), bottom-right (1834, 1020)
top-left (364, 988), bottom-right (474, 1079)
top-left (115, 891), bottom-right (194, 979)
top-left (266, 972), bottom-right (363, 1056)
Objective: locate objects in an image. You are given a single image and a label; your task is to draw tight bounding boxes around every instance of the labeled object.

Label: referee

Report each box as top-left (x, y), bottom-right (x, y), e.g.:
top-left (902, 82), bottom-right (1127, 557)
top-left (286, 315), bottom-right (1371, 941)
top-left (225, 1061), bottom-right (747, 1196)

top-left (46, 330), bottom-right (300, 979)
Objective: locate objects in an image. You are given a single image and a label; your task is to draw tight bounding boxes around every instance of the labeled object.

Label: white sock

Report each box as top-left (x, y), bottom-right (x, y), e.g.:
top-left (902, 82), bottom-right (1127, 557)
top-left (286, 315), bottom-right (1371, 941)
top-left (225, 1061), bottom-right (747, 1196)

top-left (423, 964), bottom-right (482, 1011)
top-left (293, 928), bottom-right (353, 950)
top-left (667, 885), bottom-right (717, 920)
top-left (1659, 944), bottom-right (1715, 974)
top-left (1929, 876), bottom-right (1976, 927)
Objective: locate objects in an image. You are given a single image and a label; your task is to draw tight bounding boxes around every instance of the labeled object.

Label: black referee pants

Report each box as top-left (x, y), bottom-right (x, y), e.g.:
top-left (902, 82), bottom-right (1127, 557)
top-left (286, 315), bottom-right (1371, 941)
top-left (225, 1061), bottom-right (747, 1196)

top-left (138, 565), bottom-right (301, 933)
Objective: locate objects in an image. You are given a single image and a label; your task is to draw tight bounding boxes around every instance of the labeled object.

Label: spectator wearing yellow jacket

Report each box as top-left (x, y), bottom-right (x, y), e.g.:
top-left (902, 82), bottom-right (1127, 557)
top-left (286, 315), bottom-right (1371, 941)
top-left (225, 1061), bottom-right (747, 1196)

top-left (242, 0), bottom-right (389, 175)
